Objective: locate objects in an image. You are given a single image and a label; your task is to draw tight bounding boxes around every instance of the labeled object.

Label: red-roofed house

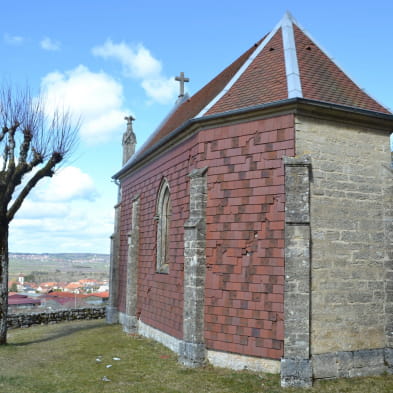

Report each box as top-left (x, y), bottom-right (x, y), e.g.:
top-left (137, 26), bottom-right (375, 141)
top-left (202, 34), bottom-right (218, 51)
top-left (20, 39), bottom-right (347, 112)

top-left (8, 294), bottom-right (41, 312)
top-left (63, 282), bottom-right (83, 294)
top-left (37, 282), bottom-right (60, 293)
top-left (41, 292), bottom-right (87, 309)
top-left (107, 13), bottom-right (393, 387)
top-left (84, 291), bottom-right (109, 306)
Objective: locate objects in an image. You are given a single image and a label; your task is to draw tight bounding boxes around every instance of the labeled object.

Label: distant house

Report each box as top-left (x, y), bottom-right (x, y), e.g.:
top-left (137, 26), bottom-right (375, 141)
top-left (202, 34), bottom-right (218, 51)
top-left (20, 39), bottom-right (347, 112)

top-left (84, 291), bottom-right (109, 306)
top-left (8, 294), bottom-right (41, 313)
top-left (63, 282), bottom-right (82, 294)
top-left (37, 282), bottom-right (60, 293)
top-left (41, 297), bottom-right (73, 310)
top-left (21, 282), bottom-right (38, 294)
top-left (97, 283), bottom-right (109, 293)
top-left (41, 292), bottom-right (87, 309)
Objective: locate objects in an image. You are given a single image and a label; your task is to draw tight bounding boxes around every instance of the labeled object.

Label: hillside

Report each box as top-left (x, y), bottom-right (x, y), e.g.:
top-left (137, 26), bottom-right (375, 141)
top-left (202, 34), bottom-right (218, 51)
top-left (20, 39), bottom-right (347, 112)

top-left (9, 253), bottom-right (110, 283)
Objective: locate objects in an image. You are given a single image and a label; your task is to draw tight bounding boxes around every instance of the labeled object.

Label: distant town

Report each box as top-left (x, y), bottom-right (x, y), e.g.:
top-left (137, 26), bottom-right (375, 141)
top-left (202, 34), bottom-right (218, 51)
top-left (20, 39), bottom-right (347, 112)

top-left (8, 253), bottom-right (110, 313)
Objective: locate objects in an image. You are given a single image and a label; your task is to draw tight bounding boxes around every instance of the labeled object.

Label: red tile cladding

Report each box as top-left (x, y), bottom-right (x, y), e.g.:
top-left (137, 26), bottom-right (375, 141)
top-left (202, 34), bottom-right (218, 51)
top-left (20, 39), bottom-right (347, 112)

top-left (117, 136), bottom-right (200, 339)
top-left (118, 113), bottom-right (292, 358)
top-left (202, 114), bottom-right (293, 359)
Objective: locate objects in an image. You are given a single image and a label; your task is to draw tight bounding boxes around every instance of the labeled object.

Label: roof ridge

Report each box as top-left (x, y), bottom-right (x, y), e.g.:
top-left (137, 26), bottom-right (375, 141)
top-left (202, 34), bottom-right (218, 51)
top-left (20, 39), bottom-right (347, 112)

top-left (281, 12), bottom-right (302, 98)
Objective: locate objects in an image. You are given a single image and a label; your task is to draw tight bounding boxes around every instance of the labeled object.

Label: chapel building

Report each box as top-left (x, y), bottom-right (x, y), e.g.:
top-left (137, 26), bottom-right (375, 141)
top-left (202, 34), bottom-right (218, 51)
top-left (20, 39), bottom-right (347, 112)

top-left (107, 13), bottom-right (393, 387)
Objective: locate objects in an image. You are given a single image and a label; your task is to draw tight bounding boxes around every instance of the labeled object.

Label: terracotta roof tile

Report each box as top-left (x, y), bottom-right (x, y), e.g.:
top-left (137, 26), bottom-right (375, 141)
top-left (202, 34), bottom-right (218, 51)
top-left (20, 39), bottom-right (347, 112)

top-left (293, 25), bottom-right (390, 114)
top-left (46, 291), bottom-right (86, 298)
top-left (206, 29), bottom-right (287, 115)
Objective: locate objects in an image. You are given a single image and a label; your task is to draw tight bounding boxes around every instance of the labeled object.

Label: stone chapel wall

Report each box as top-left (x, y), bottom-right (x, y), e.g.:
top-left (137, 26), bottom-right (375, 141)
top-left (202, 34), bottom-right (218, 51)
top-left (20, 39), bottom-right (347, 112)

top-left (200, 114), bottom-right (295, 360)
top-left (118, 136), bottom-right (199, 339)
top-left (295, 115), bottom-right (392, 357)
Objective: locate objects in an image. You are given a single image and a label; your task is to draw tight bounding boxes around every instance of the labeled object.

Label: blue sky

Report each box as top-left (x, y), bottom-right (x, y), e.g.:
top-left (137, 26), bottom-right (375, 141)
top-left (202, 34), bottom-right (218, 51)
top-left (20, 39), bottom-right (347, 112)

top-left (2, 0), bottom-right (392, 254)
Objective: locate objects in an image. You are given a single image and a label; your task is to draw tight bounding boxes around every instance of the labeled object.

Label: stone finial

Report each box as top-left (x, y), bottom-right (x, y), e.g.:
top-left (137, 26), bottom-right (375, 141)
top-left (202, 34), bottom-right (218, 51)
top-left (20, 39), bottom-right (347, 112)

top-left (122, 116), bottom-right (137, 165)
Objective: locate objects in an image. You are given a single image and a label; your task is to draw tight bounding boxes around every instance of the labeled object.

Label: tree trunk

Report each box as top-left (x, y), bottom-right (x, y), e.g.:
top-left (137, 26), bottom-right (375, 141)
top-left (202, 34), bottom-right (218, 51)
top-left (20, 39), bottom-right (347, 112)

top-left (0, 223), bottom-right (9, 345)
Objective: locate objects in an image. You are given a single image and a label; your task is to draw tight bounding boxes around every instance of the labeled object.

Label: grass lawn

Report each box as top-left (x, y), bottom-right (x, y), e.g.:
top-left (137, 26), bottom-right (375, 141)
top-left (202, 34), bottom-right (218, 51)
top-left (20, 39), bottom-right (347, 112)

top-left (0, 320), bottom-right (392, 393)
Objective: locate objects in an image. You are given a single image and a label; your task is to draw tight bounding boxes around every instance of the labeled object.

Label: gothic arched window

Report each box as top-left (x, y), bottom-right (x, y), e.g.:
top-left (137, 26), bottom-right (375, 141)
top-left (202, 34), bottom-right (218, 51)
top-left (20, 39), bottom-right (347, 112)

top-left (155, 179), bottom-right (171, 273)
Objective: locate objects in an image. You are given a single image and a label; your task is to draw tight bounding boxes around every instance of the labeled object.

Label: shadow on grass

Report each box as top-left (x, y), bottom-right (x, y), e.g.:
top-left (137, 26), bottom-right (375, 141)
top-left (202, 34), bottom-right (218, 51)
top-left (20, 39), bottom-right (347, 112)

top-left (8, 319), bottom-right (106, 347)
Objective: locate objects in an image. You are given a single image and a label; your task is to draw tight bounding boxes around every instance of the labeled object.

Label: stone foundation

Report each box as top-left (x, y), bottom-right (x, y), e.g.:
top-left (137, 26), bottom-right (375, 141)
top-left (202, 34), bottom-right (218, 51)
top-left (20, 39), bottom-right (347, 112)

top-left (313, 348), bottom-right (391, 379)
top-left (119, 312), bottom-right (280, 374)
top-left (207, 350), bottom-right (280, 374)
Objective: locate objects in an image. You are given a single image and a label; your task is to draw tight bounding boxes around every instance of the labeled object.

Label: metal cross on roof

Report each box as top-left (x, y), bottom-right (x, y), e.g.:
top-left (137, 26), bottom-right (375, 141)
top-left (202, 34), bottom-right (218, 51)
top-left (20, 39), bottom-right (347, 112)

top-left (175, 72), bottom-right (189, 98)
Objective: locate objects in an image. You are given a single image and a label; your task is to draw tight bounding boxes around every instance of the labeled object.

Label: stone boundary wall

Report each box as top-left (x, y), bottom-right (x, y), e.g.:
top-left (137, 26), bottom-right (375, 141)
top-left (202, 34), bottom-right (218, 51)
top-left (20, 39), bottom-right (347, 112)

top-left (7, 307), bottom-right (105, 329)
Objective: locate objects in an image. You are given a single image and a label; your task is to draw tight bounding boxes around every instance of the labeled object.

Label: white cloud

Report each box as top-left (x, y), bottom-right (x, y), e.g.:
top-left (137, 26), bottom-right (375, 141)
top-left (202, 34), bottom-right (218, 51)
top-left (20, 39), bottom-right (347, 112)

top-left (31, 166), bottom-right (98, 202)
top-left (92, 40), bottom-right (178, 104)
top-left (3, 33), bottom-right (24, 45)
top-left (142, 77), bottom-right (178, 105)
top-left (40, 37), bottom-right (60, 51)
top-left (40, 65), bottom-right (130, 143)
top-left (9, 166), bottom-right (112, 254)
top-left (92, 40), bottom-right (161, 78)
top-left (10, 204), bottom-right (113, 253)
top-left (12, 200), bottom-right (69, 219)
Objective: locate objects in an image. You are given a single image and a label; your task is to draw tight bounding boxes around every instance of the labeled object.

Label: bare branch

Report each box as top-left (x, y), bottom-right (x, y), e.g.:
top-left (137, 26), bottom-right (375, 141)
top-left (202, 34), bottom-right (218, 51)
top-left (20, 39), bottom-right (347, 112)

top-left (0, 127), bottom-right (7, 143)
top-left (18, 127), bottom-right (33, 165)
top-left (1, 144), bottom-right (9, 172)
top-left (6, 151), bottom-right (62, 223)
top-left (0, 82), bottom-right (80, 221)
top-left (7, 125), bottom-right (17, 168)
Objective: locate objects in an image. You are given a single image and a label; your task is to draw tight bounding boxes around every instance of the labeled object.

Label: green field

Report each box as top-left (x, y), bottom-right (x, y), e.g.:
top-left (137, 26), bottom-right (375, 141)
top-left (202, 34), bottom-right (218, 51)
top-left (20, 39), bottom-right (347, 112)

top-left (8, 253), bottom-right (109, 283)
top-left (0, 320), bottom-right (392, 393)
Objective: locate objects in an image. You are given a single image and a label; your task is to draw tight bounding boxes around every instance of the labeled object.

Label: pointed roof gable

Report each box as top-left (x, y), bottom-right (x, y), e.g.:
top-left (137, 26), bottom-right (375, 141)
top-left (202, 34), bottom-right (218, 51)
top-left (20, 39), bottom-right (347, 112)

top-left (198, 12), bottom-right (390, 116)
top-left (117, 13), bottom-right (391, 177)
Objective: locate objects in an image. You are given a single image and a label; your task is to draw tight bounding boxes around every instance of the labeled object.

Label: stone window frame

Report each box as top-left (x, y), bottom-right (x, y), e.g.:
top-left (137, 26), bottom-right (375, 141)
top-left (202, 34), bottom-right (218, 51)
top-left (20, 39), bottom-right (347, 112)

top-left (154, 178), bottom-right (171, 274)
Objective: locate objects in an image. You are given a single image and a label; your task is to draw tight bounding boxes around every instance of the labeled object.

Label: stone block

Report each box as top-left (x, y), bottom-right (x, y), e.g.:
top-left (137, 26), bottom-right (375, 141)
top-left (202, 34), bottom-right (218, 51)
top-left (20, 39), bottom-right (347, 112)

top-left (179, 341), bottom-right (206, 367)
top-left (385, 348), bottom-right (393, 373)
top-left (312, 353), bottom-right (338, 379)
top-left (123, 314), bottom-right (138, 334)
top-left (353, 349), bottom-right (384, 368)
top-left (280, 358), bottom-right (313, 388)
top-left (106, 306), bottom-right (119, 324)
top-left (284, 155), bottom-right (311, 225)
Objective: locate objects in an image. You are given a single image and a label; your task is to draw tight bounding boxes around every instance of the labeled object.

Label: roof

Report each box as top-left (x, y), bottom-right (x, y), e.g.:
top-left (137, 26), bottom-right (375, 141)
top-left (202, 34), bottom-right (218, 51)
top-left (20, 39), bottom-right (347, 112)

top-left (45, 291), bottom-right (85, 298)
top-left (39, 282), bottom-right (59, 287)
top-left (65, 282), bottom-right (82, 289)
top-left (86, 291), bottom-right (109, 298)
top-left (9, 293), bottom-right (26, 299)
top-left (8, 294), bottom-right (41, 306)
top-left (116, 12), bottom-right (392, 178)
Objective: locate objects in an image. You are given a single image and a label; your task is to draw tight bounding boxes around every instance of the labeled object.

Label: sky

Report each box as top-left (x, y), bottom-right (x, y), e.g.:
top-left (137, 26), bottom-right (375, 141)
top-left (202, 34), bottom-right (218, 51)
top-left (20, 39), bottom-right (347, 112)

top-left (1, 0), bottom-right (392, 255)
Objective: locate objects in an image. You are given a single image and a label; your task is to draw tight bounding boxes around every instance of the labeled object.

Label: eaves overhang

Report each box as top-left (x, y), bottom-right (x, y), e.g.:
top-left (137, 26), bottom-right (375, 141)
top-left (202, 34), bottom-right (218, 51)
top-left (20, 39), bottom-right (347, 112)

top-left (113, 98), bottom-right (393, 180)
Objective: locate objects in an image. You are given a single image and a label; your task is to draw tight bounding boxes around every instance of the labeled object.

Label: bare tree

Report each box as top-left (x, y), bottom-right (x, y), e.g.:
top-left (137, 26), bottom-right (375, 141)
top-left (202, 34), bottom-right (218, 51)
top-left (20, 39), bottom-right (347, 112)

top-left (0, 84), bottom-right (79, 344)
